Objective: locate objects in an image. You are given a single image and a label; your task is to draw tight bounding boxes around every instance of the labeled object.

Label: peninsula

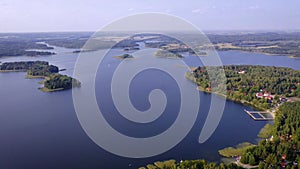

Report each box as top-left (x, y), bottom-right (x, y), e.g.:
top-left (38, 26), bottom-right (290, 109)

top-left (186, 65), bottom-right (300, 110)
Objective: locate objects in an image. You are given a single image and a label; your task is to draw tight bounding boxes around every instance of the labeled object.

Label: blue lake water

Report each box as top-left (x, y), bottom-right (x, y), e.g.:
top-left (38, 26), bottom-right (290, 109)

top-left (0, 46), bottom-right (299, 169)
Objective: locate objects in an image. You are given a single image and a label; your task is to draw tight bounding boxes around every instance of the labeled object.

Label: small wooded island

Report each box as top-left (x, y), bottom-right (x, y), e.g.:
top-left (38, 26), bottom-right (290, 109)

top-left (154, 50), bottom-right (183, 58)
top-left (113, 53), bottom-right (134, 60)
top-left (186, 65), bottom-right (300, 110)
top-left (0, 61), bottom-right (81, 92)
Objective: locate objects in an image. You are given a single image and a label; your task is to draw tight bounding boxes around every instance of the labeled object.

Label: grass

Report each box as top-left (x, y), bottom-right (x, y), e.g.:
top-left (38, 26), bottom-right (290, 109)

top-left (39, 87), bottom-right (65, 92)
top-left (219, 142), bottom-right (255, 157)
top-left (257, 123), bottom-right (273, 139)
top-left (26, 75), bottom-right (46, 79)
top-left (139, 160), bottom-right (176, 169)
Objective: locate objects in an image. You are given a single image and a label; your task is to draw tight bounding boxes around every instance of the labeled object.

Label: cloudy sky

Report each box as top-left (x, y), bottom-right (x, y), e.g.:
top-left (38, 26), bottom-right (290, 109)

top-left (0, 0), bottom-right (299, 32)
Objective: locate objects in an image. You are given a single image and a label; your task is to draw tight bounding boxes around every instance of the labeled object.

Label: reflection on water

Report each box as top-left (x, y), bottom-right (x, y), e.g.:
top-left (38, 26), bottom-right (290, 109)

top-left (0, 45), bottom-right (299, 168)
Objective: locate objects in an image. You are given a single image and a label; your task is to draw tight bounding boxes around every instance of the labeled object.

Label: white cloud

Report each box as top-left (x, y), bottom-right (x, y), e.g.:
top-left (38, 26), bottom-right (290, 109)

top-left (249, 5), bottom-right (260, 10)
top-left (192, 8), bottom-right (202, 13)
top-left (165, 9), bottom-right (171, 13)
top-left (128, 8), bottom-right (134, 11)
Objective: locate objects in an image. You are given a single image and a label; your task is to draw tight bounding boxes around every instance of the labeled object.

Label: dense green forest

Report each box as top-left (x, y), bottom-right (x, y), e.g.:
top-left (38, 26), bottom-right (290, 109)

top-left (0, 61), bottom-right (58, 76)
top-left (27, 63), bottom-right (59, 77)
top-left (240, 102), bottom-right (300, 168)
top-left (139, 159), bottom-right (243, 169)
top-left (0, 61), bottom-right (80, 92)
top-left (141, 102), bottom-right (300, 169)
top-left (43, 74), bottom-right (81, 91)
top-left (186, 65), bottom-right (300, 110)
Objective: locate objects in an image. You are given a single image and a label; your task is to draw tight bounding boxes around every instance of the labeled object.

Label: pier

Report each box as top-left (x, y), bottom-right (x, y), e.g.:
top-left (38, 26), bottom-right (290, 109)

top-left (244, 109), bottom-right (274, 121)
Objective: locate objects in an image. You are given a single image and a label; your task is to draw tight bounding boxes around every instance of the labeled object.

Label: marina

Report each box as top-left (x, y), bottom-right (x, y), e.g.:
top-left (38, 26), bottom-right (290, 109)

top-left (244, 109), bottom-right (274, 121)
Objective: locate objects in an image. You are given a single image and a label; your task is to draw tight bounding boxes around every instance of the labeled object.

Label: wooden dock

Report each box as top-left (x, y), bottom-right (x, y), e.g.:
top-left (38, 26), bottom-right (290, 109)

top-left (244, 109), bottom-right (274, 121)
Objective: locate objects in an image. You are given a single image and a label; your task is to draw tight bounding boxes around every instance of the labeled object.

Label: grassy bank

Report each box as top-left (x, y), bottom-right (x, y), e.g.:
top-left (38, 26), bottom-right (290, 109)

top-left (219, 142), bottom-right (255, 158)
top-left (39, 87), bottom-right (65, 92)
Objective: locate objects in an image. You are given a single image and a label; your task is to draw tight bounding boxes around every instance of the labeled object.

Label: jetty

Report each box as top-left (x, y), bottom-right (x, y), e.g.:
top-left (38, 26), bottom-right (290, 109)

top-left (244, 109), bottom-right (274, 121)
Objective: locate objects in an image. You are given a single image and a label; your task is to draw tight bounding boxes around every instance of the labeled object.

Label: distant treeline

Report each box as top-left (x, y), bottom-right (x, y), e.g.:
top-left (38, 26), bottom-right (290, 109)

top-left (2, 32), bottom-right (300, 57)
top-left (0, 40), bottom-right (55, 57)
top-left (0, 32), bottom-right (91, 57)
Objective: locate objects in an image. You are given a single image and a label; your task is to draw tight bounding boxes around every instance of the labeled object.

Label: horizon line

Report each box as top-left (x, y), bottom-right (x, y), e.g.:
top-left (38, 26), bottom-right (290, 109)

top-left (1, 29), bottom-right (300, 34)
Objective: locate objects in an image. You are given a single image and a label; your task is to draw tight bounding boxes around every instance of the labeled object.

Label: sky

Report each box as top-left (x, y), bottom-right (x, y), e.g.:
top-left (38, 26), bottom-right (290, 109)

top-left (0, 0), bottom-right (300, 32)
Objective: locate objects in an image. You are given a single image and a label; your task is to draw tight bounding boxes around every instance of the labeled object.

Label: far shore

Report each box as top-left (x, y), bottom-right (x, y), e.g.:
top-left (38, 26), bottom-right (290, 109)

top-left (217, 48), bottom-right (300, 59)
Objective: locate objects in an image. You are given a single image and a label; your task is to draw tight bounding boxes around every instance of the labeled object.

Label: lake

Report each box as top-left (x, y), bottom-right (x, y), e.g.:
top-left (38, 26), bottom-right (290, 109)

top-left (0, 45), bottom-right (299, 169)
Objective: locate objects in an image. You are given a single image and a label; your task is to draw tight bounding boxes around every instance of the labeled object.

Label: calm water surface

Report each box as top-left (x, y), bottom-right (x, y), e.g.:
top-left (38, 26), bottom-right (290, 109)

top-left (0, 46), bottom-right (299, 169)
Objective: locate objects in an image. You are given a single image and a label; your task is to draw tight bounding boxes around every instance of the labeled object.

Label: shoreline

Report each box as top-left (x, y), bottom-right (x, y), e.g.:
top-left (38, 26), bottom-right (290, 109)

top-left (196, 85), bottom-right (274, 112)
top-left (186, 74), bottom-right (268, 111)
top-left (216, 48), bottom-right (300, 59)
top-left (39, 87), bottom-right (65, 92)
top-left (26, 75), bottom-right (47, 79)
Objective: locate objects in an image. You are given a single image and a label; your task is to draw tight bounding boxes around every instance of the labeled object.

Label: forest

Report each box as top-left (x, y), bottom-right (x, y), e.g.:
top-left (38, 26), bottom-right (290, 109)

top-left (140, 102), bottom-right (300, 169)
top-left (186, 65), bottom-right (300, 110)
top-left (27, 64), bottom-right (59, 77)
top-left (43, 74), bottom-right (81, 91)
top-left (240, 102), bottom-right (300, 168)
top-left (0, 61), bottom-right (58, 76)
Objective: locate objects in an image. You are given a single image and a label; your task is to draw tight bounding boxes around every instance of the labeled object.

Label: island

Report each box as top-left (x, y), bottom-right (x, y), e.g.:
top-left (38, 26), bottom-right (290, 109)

top-left (186, 65), bottom-right (300, 110)
top-left (72, 49), bottom-right (94, 53)
top-left (0, 61), bottom-right (80, 92)
top-left (123, 47), bottom-right (139, 51)
top-left (154, 50), bottom-right (183, 58)
top-left (113, 53), bottom-right (134, 60)
top-left (40, 74), bottom-right (81, 92)
top-left (24, 51), bottom-right (56, 56)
